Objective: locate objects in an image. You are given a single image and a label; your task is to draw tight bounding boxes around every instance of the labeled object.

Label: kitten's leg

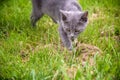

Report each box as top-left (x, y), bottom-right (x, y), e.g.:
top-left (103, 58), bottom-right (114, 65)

top-left (51, 18), bottom-right (57, 23)
top-left (59, 26), bottom-right (73, 50)
top-left (31, 0), bottom-right (43, 27)
top-left (31, 11), bottom-right (43, 27)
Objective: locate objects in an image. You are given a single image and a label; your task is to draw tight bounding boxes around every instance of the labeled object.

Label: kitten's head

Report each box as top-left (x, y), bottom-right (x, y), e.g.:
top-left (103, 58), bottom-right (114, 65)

top-left (60, 10), bottom-right (88, 41)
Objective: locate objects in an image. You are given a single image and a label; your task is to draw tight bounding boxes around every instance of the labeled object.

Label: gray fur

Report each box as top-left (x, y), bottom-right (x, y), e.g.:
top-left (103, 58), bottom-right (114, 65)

top-left (31, 0), bottom-right (88, 50)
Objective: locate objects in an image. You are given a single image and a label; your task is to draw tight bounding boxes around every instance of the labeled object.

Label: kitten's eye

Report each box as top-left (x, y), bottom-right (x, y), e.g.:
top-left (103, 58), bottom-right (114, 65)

top-left (80, 17), bottom-right (84, 21)
top-left (66, 28), bottom-right (70, 32)
top-left (80, 17), bottom-right (87, 22)
top-left (75, 30), bottom-right (79, 33)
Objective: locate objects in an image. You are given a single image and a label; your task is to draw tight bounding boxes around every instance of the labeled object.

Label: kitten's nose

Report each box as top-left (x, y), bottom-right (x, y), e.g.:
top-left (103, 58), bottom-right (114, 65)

top-left (71, 36), bottom-right (74, 41)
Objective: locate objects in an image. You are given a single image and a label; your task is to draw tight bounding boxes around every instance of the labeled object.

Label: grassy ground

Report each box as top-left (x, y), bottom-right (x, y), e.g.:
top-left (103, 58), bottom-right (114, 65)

top-left (0, 0), bottom-right (120, 80)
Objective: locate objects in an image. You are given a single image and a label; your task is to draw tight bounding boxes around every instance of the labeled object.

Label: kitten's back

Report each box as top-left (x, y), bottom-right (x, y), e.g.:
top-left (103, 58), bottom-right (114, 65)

top-left (40, 0), bottom-right (81, 20)
top-left (41, 0), bottom-right (81, 11)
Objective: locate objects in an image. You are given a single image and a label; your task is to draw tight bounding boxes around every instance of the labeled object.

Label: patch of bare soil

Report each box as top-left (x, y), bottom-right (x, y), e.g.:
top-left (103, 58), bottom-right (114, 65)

top-left (75, 42), bottom-right (102, 66)
top-left (63, 42), bottom-right (102, 79)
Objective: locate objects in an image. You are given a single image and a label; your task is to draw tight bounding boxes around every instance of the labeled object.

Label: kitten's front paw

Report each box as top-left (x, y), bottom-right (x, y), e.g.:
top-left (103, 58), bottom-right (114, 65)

top-left (68, 46), bottom-right (73, 51)
top-left (31, 16), bottom-right (36, 27)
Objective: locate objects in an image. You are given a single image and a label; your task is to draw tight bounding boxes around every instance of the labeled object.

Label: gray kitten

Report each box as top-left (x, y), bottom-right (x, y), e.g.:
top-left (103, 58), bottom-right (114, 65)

top-left (31, 0), bottom-right (88, 50)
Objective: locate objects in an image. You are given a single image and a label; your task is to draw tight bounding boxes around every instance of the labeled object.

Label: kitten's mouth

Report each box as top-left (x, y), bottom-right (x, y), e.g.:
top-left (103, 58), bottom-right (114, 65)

top-left (71, 38), bottom-right (75, 41)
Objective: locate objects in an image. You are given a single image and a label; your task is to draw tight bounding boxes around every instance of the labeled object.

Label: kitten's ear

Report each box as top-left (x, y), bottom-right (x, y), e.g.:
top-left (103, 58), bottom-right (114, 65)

top-left (60, 10), bottom-right (67, 21)
top-left (81, 11), bottom-right (88, 22)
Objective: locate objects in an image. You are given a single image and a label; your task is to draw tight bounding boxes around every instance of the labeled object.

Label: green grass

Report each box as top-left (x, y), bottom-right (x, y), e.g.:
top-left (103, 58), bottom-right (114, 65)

top-left (0, 0), bottom-right (120, 80)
